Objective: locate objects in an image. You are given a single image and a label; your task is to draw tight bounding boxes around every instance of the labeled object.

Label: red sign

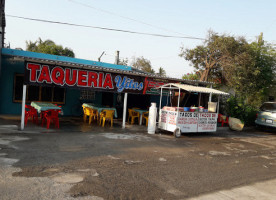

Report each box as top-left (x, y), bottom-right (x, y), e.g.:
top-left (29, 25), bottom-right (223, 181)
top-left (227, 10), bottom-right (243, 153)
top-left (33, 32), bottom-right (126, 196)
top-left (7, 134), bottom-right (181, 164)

top-left (24, 62), bottom-right (176, 94)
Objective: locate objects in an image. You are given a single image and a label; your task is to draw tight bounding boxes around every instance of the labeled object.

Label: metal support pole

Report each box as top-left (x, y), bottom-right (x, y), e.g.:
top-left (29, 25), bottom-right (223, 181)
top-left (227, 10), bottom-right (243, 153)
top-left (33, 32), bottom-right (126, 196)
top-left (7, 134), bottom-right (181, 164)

top-left (217, 95), bottom-right (220, 114)
top-left (209, 84), bottom-right (213, 102)
top-left (20, 84), bottom-right (27, 130)
top-left (198, 92), bottom-right (201, 106)
top-left (98, 51), bottom-right (105, 62)
top-left (177, 88), bottom-right (180, 108)
top-left (122, 92), bottom-right (128, 128)
top-left (159, 88), bottom-right (163, 111)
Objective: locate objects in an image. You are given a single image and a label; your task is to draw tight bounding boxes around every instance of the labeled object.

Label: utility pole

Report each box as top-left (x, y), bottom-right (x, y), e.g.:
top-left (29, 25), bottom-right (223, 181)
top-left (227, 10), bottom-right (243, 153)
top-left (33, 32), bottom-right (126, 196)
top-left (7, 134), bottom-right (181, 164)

top-left (0, 0), bottom-right (5, 78)
top-left (0, 0), bottom-right (5, 48)
top-left (115, 50), bottom-right (119, 65)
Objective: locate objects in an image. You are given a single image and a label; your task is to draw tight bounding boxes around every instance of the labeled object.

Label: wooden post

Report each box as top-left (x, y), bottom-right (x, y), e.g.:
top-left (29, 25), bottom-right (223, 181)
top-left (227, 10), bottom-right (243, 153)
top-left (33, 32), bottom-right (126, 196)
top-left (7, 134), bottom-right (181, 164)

top-left (20, 84), bottom-right (27, 130)
top-left (122, 92), bottom-right (128, 128)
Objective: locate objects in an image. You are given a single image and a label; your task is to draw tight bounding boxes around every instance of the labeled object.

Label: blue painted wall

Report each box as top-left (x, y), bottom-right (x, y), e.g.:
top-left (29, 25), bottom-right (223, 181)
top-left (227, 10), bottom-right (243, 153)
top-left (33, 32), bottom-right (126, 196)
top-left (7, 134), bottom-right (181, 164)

top-left (0, 49), bottom-right (164, 116)
top-left (0, 55), bottom-right (104, 116)
top-left (150, 95), bottom-right (169, 109)
top-left (0, 55), bottom-right (24, 114)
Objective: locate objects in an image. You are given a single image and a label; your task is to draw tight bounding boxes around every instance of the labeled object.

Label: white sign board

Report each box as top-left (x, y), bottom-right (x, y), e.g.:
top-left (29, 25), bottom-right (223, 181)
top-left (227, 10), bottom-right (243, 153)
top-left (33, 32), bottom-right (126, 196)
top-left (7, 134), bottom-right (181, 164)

top-left (198, 113), bottom-right (217, 132)
top-left (159, 110), bottom-right (177, 132)
top-left (159, 109), bottom-right (218, 133)
top-left (177, 112), bottom-right (198, 132)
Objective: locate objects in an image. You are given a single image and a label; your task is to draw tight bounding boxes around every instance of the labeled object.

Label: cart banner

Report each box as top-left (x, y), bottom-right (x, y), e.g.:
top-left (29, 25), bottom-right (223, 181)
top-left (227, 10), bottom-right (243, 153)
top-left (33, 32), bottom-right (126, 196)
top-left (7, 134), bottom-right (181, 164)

top-left (198, 113), bottom-right (217, 132)
top-left (159, 109), bottom-right (218, 133)
top-left (159, 110), bottom-right (178, 132)
top-left (159, 110), bottom-right (198, 132)
top-left (24, 62), bottom-right (174, 94)
top-left (177, 112), bottom-right (198, 132)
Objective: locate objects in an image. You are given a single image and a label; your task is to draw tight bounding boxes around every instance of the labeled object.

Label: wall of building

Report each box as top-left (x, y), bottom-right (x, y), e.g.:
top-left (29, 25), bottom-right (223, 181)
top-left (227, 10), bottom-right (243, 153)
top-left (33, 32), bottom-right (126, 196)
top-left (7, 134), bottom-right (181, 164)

top-left (0, 55), bottom-right (103, 116)
top-left (0, 55), bottom-right (24, 114)
top-left (0, 53), bottom-right (166, 116)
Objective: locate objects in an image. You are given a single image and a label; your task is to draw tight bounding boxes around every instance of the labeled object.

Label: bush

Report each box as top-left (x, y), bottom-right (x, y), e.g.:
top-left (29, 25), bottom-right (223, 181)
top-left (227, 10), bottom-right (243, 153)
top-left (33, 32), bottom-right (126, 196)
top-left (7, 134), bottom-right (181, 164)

top-left (226, 96), bottom-right (257, 126)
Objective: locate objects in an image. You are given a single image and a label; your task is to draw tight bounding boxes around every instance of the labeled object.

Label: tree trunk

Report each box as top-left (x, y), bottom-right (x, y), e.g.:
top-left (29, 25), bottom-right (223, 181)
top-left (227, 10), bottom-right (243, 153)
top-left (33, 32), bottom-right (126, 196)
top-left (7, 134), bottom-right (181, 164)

top-left (200, 68), bottom-right (210, 82)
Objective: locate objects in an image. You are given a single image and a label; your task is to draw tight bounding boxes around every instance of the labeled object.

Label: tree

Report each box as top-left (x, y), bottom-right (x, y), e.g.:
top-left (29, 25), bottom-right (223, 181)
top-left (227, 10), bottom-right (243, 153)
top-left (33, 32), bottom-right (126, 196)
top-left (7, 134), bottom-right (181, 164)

top-left (26, 38), bottom-right (75, 57)
top-left (182, 72), bottom-right (200, 80)
top-left (180, 31), bottom-right (276, 107)
top-left (156, 67), bottom-right (166, 77)
top-left (237, 33), bottom-right (276, 106)
top-left (131, 56), bottom-right (155, 74)
top-left (118, 58), bottom-right (129, 66)
top-left (179, 30), bottom-right (250, 83)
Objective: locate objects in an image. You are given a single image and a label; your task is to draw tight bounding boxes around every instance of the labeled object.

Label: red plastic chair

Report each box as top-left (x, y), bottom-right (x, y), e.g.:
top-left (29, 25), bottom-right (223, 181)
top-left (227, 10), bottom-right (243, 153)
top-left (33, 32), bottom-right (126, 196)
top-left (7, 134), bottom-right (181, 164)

top-left (41, 111), bottom-right (48, 127)
top-left (218, 114), bottom-right (229, 127)
top-left (42, 109), bottom-right (60, 129)
top-left (25, 105), bottom-right (38, 125)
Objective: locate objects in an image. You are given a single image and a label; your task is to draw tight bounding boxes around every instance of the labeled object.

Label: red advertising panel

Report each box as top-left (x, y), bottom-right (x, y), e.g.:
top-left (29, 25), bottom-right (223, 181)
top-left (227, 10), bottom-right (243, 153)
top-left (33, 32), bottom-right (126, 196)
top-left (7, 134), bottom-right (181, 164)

top-left (24, 62), bottom-right (177, 94)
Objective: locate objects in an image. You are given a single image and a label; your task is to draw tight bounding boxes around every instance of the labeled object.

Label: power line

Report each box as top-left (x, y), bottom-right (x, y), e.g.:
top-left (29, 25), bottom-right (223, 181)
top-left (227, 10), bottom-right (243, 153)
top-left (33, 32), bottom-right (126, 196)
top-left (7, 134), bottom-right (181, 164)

top-left (67, 0), bottom-right (195, 38)
top-left (6, 14), bottom-right (205, 40)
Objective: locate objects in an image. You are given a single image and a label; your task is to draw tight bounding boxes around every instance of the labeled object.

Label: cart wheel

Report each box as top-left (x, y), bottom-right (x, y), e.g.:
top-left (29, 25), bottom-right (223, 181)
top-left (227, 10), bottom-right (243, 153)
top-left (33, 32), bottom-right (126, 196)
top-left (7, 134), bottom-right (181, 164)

top-left (173, 128), bottom-right (181, 138)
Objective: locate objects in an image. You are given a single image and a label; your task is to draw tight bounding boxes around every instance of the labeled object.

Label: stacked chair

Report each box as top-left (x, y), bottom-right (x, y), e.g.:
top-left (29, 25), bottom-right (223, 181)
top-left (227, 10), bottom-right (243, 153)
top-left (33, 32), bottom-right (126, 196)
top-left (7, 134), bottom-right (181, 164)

top-left (82, 106), bottom-right (98, 124)
top-left (42, 109), bottom-right (60, 129)
top-left (25, 105), bottom-right (38, 125)
top-left (128, 109), bottom-right (140, 125)
top-left (99, 110), bottom-right (114, 127)
top-left (142, 111), bottom-right (149, 126)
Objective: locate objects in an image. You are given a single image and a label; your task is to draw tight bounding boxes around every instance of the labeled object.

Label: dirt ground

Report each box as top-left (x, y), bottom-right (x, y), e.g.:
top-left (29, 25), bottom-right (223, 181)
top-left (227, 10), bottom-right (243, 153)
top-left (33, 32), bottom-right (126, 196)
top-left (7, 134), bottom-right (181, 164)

top-left (1, 117), bottom-right (276, 200)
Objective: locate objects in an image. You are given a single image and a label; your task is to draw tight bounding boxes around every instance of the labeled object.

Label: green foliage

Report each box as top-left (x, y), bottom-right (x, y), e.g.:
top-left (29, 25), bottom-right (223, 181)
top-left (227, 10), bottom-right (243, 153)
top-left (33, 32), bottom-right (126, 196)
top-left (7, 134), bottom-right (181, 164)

top-left (156, 67), bottom-right (166, 77)
top-left (118, 58), bottom-right (129, 66)
top-left (226, 96), bottom-right (257, 126)
top-left (180, 31), bottom-right (276, 108)
top-left (26, 38), bottom-right (75, 57)
top-left (131, 56), bottom-right (155, 74)
top-left (179, 30), bottom-right (250, 82)
top-left (182, 72), bottom-right (200, 80)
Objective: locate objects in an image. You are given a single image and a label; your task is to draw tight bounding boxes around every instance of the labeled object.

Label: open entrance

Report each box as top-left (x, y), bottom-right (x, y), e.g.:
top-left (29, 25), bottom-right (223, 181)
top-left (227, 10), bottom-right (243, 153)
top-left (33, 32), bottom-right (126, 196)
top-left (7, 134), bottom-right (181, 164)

top-left (127, 94), bottom-right (151, 110)
top-left (102, 92), bottom-right (114, 107)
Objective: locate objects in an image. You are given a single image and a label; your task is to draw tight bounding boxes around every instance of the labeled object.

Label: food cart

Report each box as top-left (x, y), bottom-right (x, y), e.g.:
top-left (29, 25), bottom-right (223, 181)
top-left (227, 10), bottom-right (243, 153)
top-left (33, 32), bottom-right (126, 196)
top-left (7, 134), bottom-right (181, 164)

top-left (158, 83), bottom-right (229, 137)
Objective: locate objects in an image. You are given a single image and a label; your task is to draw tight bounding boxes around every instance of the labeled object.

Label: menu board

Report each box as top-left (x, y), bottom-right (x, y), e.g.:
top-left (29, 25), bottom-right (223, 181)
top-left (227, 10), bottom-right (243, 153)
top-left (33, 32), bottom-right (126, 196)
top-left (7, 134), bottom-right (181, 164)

top-left (159, 109), bottom-right (218, 133)
top-left (198, 113), bottom-right (217, 132)
top-left (177, 112), bottom-right (198, 132)
top-left (159, 110), bottom-right (178, 132)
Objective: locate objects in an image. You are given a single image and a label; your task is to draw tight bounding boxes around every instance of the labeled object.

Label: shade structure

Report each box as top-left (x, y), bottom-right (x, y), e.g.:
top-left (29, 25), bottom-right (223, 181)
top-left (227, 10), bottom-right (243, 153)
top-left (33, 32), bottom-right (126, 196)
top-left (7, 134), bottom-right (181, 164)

top-left (159, 83), bottom-right (229, 96)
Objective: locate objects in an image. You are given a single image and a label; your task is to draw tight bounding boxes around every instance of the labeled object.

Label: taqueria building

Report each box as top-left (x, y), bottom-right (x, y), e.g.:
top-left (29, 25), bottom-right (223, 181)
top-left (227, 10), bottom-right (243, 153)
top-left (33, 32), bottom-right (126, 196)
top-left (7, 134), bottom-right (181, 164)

top-left (0, 48), bottom-right (215, 127)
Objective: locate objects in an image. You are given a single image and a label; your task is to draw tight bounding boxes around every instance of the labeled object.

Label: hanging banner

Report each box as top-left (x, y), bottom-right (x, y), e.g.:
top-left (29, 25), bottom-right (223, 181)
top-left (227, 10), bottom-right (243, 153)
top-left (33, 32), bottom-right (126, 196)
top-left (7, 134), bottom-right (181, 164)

top-left (24, 62), bottom-right (176, 94)
top-left (142, 77), bottom-right (173, 95)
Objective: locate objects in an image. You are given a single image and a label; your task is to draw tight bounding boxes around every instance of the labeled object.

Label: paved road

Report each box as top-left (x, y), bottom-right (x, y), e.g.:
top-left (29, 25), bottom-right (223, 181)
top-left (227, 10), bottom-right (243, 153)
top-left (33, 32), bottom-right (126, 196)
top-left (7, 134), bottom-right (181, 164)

top-left (0, 118), bottom-right (275, 199)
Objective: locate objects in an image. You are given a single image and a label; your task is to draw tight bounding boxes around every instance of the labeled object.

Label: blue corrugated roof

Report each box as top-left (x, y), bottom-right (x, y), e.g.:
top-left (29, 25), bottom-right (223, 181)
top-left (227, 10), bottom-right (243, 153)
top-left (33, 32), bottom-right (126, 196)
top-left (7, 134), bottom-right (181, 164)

top-left (1, 48), bottom-right (132, 71)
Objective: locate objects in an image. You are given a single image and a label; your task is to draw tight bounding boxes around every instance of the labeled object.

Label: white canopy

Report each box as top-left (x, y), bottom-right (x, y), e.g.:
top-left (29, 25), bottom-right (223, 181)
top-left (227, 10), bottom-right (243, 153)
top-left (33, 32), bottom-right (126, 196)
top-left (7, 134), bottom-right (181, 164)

top-left (159, 83), bottom-right (229, 96)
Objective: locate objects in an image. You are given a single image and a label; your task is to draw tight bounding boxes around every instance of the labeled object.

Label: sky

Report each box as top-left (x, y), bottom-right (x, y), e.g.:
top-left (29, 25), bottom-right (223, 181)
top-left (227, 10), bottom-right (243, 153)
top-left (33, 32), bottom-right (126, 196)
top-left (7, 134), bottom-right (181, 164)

top-left (5, 0), bottom-right (276, 78)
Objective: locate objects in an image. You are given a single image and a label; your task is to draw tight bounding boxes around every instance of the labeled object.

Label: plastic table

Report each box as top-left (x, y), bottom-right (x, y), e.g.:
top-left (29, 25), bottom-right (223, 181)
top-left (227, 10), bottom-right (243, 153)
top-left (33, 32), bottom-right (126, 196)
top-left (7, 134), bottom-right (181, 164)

top-left (133, 109), bottom-right (148, 125)
top-left (82, 103), bottom-right (118, 118)
top-left (31, 102), bottom-right (62, 113)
